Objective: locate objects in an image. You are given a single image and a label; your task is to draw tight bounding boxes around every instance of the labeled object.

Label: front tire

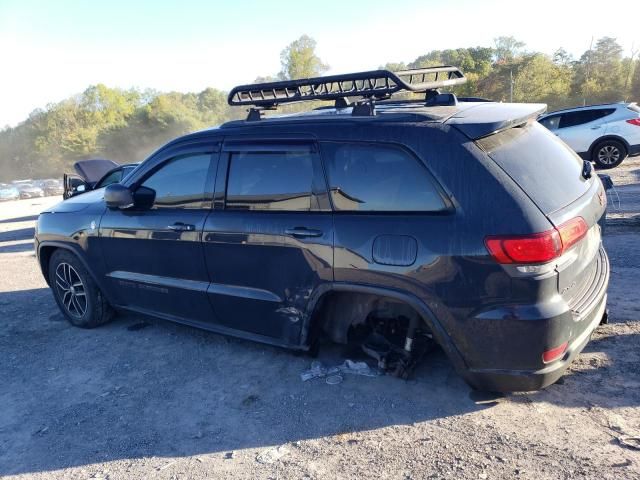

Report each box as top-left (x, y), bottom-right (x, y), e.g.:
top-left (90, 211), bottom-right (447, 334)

top-left (593, 140), bottom-right (626, 169)
top-left (49, 249), bottom-right (114, 328)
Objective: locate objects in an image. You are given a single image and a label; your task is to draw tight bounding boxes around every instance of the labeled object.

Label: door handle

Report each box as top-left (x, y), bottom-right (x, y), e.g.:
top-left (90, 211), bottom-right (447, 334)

top-left (285, 227), bottom-right (323, 238)
top-left (168, 222), bottom-right (195, 232)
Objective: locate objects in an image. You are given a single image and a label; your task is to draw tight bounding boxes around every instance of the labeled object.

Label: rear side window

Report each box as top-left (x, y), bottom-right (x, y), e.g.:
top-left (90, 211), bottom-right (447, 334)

top-left (321, 142), bottom-right (446, 212)
top-left (559, 109), bottom-right (614, 128)
top-left (141, 153), bottom-right (211, 209)
top-left (226, 151), bottom-right (314, 211)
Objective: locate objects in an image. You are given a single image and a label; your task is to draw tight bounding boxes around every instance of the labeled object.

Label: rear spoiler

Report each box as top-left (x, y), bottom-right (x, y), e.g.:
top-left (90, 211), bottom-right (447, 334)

top-left (446, 103), bottom-right (547, 140)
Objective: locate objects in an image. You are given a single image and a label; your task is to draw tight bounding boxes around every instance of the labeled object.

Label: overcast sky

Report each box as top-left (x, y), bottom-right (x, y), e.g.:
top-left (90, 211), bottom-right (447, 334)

top-left (1, 0), bottom-right (638, 127)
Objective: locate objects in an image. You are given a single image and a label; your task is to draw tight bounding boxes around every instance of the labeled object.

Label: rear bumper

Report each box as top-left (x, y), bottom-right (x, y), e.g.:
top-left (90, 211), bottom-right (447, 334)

top-left (459, 246), bottom-right (609, 392)
top-left (464, 294), bottom-right (607, 392)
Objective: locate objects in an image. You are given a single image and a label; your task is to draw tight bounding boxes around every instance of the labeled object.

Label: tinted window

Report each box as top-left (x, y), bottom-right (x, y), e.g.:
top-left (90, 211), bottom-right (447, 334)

top-left (226, 151), bottom-right (314, 211)
top-left (321, 143), bottom-right (446, 212)
top-left (539, 115), bottom-right (560, 130)
top-left (141, 153), bottom-right (211, 209)
top-left (559, 109), bottom-right (614, 128)
top-left (96, 169), bottom-right (124, 189)
top-left (478, 122), bottom-right (589, 214)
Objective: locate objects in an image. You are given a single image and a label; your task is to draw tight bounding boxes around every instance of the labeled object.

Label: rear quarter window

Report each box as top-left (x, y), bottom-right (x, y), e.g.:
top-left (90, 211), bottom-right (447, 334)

top-left (320, 142), bottom-right (447, 212)
top-left (477, 122), bottom-right (592, 214)
top-left (559, 109), bottom-right (615, 128)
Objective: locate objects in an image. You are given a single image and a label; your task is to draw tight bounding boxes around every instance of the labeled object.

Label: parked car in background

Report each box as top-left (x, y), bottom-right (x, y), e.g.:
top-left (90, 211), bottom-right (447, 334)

top-left (11, 179), bottom-right (33, 186)
top-left (16, 183), bottom-right (45, 199)
top-left (36, 66), bottom-right (609, 393)
top-left (63, 159), bottom-right (139, 199)
top-left (538, 102), bottom-right (640, 169)
top-left (42, 179), bottom-right (64, 196)
top-left (0, 184), bottom-right (20, 201)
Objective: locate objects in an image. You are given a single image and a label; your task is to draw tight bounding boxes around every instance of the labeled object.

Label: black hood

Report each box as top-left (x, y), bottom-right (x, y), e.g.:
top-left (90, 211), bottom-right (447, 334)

top-left (73, 159), bottom-right (119, 183)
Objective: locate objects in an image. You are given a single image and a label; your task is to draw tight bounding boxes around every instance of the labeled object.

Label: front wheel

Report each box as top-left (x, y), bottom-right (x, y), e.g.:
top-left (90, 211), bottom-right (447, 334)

top-left (593, 140), bottom-right (627, 169)
top-left (49, 249), bottom-right (114, 328)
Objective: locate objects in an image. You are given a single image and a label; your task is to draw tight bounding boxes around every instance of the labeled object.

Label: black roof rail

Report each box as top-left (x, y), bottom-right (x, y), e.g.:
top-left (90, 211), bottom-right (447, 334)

top-left (228, 66), bottom-right (466, 115)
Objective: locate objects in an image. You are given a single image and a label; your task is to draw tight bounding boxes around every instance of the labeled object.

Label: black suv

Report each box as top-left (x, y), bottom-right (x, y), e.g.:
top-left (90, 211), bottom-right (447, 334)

top-left (35, 67), bottom-right (609, 392)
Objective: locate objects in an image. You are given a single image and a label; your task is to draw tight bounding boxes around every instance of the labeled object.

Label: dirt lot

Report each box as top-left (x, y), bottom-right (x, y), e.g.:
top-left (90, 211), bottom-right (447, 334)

top-left (1, 160), bottom-right (640, 480)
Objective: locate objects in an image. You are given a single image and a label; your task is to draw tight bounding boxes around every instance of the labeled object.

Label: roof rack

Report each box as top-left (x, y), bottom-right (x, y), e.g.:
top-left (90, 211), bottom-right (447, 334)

top-left (228, 66), bottom-right (466, 119)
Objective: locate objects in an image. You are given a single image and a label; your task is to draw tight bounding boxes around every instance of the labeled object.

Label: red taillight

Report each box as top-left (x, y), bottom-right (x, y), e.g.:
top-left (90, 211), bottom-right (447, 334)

top-left (485, 230), bottom-right (561, 264)
top-left (542, 341), bottom-right (568, 364)
top-left (557, 217), bottom-right (588, 252)
top-left (626, 118), bottom-right (640, 126)
top-left (485, 217), bottom-right (588, 265)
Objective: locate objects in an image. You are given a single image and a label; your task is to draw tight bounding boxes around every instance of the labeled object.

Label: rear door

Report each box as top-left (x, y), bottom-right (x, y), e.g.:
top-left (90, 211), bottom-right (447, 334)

top-left (555, 109), bottom-right (615, 154)
top-left (202, 139), bottom-right (333, 346)
top-left (99, 142), bottom-right (219, 325)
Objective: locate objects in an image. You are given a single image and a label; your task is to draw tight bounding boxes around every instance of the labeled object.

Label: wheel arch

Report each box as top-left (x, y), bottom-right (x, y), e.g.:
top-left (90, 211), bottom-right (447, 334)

top-left (38, 241), bottom-right (115, 304)
top-left (588, 134), bottom-right (630, 158)
top-left (302, 283), bottom-right (469, 372)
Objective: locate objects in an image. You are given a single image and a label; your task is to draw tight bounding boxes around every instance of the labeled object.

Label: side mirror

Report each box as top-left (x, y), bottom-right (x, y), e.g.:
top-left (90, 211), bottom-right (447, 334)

top-left (104, 184), bottom-right (134, 209)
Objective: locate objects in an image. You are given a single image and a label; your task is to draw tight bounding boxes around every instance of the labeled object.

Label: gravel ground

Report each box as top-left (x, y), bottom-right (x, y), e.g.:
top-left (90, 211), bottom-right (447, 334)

top-left (0, 159), bottom-right (639, 480)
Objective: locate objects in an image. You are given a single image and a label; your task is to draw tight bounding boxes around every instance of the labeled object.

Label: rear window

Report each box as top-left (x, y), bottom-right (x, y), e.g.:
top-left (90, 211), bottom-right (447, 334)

top-left (477, 122), bottom-right (592, 214)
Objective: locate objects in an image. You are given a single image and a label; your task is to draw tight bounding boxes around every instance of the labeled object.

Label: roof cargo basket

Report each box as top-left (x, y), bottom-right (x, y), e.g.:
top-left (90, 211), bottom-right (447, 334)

top-left (228, 66), bottom-right (466, 119)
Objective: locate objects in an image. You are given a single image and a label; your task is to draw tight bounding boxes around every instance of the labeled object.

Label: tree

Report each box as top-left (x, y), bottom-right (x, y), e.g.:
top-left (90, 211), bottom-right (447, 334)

top-left (552, 48), bottom-right (574, 67)
top-left (380, 62), bottom-right (407, 72)
top-left (572, 36), bottom-right (625, 103)
top-left (279, 35), bottom-right (329, 80)
top-left (630, 60), bottom-right (640, 101)
top-left (512, 54), bottom-right (572, 106)
top-left (493, 36), bottom-right (525, 64)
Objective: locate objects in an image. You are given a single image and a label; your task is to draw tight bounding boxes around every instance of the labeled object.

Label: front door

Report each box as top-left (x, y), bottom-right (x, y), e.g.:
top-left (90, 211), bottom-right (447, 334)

top-left (202, 140), bottom-right (333, 346)
top-left (99, 144), bottom-right (219, 325)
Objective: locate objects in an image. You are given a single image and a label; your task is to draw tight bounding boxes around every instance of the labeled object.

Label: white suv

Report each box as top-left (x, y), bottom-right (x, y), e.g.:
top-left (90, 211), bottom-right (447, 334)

top-left (538, 102), bottom-right (640, 168)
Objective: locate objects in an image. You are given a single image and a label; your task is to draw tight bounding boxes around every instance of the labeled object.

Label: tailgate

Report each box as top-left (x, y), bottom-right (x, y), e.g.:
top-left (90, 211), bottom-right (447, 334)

top-left (478, 121), bottom-right (607, 310)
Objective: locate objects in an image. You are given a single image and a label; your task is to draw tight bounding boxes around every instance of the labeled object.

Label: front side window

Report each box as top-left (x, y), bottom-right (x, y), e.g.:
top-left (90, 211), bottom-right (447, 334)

top-left (321, 142), bottom-right (447, 212)
top-left (225, 151), bottom-right (314, 211)
top-left (140, 153), bottom-right (211, 209)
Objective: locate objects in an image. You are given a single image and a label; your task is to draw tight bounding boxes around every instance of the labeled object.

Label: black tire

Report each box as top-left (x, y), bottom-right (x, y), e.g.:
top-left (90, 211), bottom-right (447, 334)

top-left (48, 249), bottom-right (114, 328)
top-left (593, 139), bottom-right (627, 169)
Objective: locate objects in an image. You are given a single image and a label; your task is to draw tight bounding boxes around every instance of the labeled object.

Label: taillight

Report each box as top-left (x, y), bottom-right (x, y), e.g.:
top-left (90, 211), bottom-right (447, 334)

top-left (485, 217), bottom-right (588, 265)
top-left (626, 118), bottom-right (640, 126)
top-left (556, 217), bottom-right (588, 252)
top-left (542, 341), bottom-right (568, 364)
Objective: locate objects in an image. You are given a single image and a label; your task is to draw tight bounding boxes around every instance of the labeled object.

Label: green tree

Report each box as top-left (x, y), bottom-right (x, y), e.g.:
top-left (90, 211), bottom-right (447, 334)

top-left (493, 36), bottom-right (525, 64)
top-left (572, 37), bottom-right (625, 103)
top-left (630, 59), bottom-right (640, 101)
top-left (279, 35), bottom-right (329, 80)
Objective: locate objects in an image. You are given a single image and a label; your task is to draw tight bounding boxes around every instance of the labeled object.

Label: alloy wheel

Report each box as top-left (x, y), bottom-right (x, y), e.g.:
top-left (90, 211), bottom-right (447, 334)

top-left (597, 145), bottom-right (620, 165)
top-left (54, 263), bottom-right (87, 318)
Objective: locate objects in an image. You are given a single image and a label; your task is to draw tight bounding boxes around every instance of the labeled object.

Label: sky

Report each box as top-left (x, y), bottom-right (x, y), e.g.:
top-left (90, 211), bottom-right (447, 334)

top-left (0, 0), bottom-right (639, 127)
